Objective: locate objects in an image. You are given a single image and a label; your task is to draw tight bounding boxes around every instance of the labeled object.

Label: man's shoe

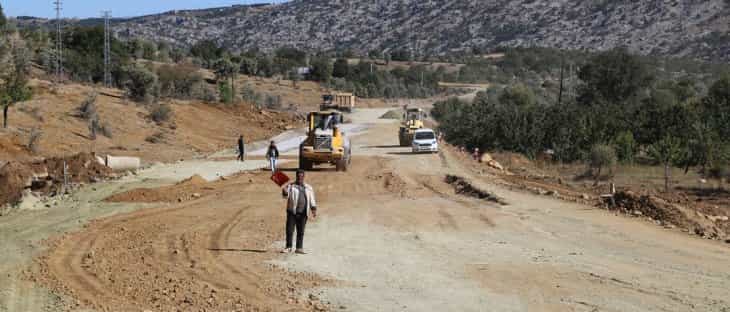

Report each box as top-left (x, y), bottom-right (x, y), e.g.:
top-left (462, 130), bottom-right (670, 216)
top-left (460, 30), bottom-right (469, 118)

top-left (295, 249), bottom-right (307, 254)
top-left (281, 248), bottom-right (292, 253)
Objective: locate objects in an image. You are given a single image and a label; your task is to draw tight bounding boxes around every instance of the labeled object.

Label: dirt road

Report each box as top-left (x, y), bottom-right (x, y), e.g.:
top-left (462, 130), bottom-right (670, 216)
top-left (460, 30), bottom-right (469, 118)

top-left (3, 108), bottom-right (730, 311)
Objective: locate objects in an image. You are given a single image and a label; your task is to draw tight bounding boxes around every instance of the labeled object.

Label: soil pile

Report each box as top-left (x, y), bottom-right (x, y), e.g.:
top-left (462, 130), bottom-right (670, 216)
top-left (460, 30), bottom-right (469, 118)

top-left (0, 153), bottom-right (113, 208)
top-left (0, 162), bottom-right (35, 206)
top-left (105, 174), bottom-right (211, 203)
top-left (176, 174), bottom-right (207, 186)
top-left (41, 153), bottom-right (112, 184)
top-left (612, 190), bottom-right (725, 239)
top-left (379, 110), bottom-right (402, 119)
top-left (445, 175), bottom-right (506, 205)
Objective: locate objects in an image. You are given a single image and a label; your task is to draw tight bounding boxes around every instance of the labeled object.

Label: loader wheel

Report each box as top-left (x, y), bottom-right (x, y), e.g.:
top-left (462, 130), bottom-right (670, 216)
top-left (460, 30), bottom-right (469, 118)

top-left (336, 158), bottom-right (348, 172)
top-left (299, 146), bottom-right (313, 170)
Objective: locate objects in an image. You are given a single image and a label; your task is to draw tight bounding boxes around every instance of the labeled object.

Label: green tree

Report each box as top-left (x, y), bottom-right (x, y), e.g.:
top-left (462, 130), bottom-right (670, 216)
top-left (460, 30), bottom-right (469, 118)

top-left (589, 144), bottom-right (617, 183)
top-left (679, 122), bottom-right (728, 175)
top-left (122, 63), bottom-right (158, 103)
top-left (368, 49), bottom-right (382, 60)
top-left (499, 84), bottom-right (536, 107)
top-left (157, 64), bottom-right (203, 99)
top-left (577, 48), bottom-right (653, 106)
top-left (0, 35), bottom-right (33, 128)
top-left (214, 57), bottom-right (238, 101)
top-left (613, 131), bottom-right (636, 163)
top-left (218, 82), bottom-right (234, 104)
top-left (63, 26), bottom-right (129, 84)
top-left (332, 58), bottom-right (349, 78)
top-left (239, 56), bottom-right (259, 76)
top-left (190, 39), bottom-right (222, 68)
top-left (648, 136), bottom-right (683, 192)
top-left (308, 56), bottom-right (332, 82)
top-left (0, 4), bottom-right (7, 30)
top-left (701, 74), bottom-right (730, 138)
top-left (274, 47), bottom-right (307, 66)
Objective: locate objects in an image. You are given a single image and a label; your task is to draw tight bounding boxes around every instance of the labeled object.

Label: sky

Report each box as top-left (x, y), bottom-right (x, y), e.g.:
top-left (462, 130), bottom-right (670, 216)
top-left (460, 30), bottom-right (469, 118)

top-left (2, 0), bottom-right (285, 19)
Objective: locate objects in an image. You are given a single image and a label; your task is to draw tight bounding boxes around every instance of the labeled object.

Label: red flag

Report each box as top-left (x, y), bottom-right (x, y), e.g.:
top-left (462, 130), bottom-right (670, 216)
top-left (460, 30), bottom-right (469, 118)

top-left (270, 171), bottom-right (290, 186)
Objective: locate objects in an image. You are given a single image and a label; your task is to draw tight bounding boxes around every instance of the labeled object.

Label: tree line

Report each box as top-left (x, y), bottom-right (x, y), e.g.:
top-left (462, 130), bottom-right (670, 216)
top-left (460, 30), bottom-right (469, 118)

top-left (433, 48), bottom-right (730, 189)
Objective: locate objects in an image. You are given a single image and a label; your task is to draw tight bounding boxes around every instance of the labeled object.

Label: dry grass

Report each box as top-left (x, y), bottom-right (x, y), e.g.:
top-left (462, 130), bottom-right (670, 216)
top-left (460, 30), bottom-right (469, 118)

top-left (0, 78), bottom-right (301, 164)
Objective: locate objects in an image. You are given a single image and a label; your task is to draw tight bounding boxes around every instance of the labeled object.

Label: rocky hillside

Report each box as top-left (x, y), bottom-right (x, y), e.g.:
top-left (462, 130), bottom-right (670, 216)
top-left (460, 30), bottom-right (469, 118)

top-left (16, 0), bottom-right (730, 61)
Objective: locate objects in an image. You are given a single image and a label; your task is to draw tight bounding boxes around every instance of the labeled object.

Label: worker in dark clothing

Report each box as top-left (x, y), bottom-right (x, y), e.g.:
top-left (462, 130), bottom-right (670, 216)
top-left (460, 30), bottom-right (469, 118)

top-left (281, 169), bottom-right (317, 254)
top-left (266, 141), bottom-right (280, 174)
top-left (237, 135), bottom-right (245, 162)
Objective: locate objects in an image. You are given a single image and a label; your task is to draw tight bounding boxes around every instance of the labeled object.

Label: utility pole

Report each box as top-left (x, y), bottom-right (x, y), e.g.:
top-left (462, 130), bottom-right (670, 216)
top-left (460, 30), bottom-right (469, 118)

top-left (102, 11), bottom-right (112, 87)
top-left (557, 55), bottom-right (565, 106)
top-left (54, 0), bottom-right (63, 83)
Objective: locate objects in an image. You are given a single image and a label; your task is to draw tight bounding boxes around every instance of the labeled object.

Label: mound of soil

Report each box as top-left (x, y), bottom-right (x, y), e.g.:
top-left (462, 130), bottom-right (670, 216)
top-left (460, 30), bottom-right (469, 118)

top-left (0, 153), bottom-right (113, 208)
top-left (0, 162), bottom-right (35, 206)
top-left (380, 110), bottom-right (402, 119)
top-left (176, 174), bottom-right (207, 186)
top-left (105, 175), bottom-right (211, 203)
top-left (445, 175), bottom-right (506, 205)
top-left (612, 190), bottom-right (725, 239)
top-left (41, 153), bottom-right (112, 184)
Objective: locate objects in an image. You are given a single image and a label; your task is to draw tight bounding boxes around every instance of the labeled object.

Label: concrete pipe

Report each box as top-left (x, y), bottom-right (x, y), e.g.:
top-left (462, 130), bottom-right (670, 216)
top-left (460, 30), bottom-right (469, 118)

top-left (105, 155), bottom-right (141, 171)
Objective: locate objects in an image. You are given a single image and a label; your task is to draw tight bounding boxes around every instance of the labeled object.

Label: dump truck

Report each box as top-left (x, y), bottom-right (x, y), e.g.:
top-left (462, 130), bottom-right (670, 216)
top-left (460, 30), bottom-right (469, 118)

top-left (299, 111), bottom-right (352, 171)
top-left (320, 92), bottom-right (356, 113)
top-left (398, 107), bottom-right (426, 146)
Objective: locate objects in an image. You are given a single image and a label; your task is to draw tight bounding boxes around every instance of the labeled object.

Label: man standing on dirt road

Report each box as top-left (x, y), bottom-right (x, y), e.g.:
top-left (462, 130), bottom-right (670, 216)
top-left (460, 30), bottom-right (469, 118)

top-left (237, 135), bottom-right (245, 162)
top-left (281, 169), bottom-right (317, 254)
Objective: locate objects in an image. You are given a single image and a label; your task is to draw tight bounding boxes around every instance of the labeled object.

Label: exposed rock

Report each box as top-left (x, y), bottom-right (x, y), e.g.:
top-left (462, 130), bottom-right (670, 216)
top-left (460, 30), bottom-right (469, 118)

top-left (15, 1), bottom-right (730, 61)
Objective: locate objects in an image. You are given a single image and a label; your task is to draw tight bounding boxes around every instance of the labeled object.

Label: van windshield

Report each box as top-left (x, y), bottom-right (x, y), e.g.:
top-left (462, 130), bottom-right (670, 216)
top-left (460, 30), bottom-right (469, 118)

top-left (415, 132), bottom-right (435, 140)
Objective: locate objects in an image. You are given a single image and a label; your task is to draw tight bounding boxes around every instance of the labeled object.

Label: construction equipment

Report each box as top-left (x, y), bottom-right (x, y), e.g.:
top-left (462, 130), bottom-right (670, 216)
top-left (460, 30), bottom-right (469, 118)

top-left (398, 107), bottom-right (426, 146)
top-left (320, 92), bottom-right (356, 113)
top-left (299, 111), bottom-right (352, 171)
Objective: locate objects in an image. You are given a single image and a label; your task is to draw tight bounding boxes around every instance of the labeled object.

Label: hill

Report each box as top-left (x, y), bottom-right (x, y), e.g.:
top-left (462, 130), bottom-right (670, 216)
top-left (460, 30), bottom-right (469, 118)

top-left (0, 79), bottom-right (301, 165)
top-left (14, 0), bottom-right (730, 62)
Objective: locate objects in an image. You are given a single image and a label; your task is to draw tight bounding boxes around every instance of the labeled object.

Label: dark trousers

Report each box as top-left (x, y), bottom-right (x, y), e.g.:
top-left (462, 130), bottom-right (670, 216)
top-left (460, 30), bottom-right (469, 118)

top-left (285, 211), bottom-right (308, 249)
top-left (237, 148), bottom-right (245, 161)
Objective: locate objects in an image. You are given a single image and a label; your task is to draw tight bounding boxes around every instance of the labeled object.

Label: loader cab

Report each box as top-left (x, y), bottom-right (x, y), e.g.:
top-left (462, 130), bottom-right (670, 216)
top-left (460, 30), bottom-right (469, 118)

top-left (403, 108), bottom-right (425, 128)
top-left (309, 111), bottom-right (344, 132)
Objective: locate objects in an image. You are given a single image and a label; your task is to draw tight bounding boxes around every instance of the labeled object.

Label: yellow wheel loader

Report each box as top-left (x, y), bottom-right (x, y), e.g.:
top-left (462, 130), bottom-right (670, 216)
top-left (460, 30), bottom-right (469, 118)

top-left (398, 107), bottom-right (426, 146)
top-left (299, 111), bottom-right (352, 171)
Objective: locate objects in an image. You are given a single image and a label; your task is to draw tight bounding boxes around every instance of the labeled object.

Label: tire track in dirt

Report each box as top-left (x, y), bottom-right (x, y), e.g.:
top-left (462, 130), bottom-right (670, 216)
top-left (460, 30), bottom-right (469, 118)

top-left (35, 172), bottom-right (330, 311)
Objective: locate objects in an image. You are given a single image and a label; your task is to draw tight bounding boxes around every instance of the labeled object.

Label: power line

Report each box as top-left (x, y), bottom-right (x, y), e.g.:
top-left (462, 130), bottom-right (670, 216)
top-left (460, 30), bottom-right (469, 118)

top-left (54, 0), bottom-right (63, 82)
top-left (102, 10), bottom-right (112, 87)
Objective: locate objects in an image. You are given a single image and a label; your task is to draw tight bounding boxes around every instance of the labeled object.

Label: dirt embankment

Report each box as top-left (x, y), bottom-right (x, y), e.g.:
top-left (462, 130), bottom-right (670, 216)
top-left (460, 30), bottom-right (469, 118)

top-left (0, 153), bottom-right (112, 209)
top-left (445, 144), bottom-right (730, 242)
top-left (0, 79), bottom-right (303, 165)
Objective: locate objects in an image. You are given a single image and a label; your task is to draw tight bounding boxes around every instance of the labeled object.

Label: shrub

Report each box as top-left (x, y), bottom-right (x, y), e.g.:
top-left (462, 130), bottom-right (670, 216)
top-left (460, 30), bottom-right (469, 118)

top-left (97, 122), bottom-right (113, 138)
top-left (149, 104), bottom-right (172, 124)
top-left (589, 144), bottom-right (617, 179)
top-left (613, 131), bottom-right (636, 163)
top-left (122, 64), bottom-right (159, 103)
top-left (27, 127), bottom-right (42, 153)
top-left (332, 58), bottom-right (349, 78)
top-left (265, 94), bottom-right (282, 110)
top-left (77, 92), bottom-right (98, 120)
top-left (218, 82), bottom-right (234, 104)
top-left (145, 131), bottom-right (166, 144)
top-left (157, 64), bottom-right (203, 99)
top-left (191, 82), bottom-right (216, 102)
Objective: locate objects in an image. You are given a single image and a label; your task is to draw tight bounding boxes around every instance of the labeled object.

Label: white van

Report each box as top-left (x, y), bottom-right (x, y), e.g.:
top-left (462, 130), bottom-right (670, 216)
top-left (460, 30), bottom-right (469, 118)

top-left (412, 128), bottom-right (439, 153)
